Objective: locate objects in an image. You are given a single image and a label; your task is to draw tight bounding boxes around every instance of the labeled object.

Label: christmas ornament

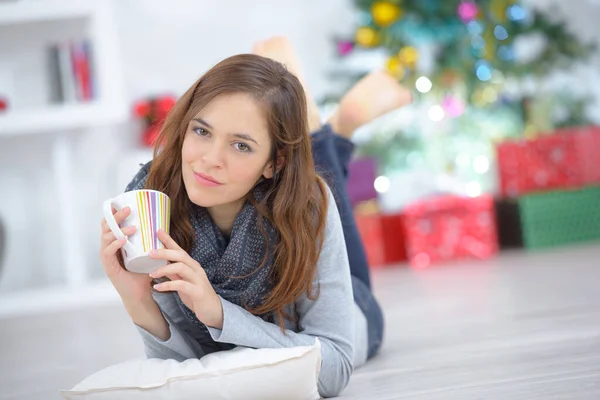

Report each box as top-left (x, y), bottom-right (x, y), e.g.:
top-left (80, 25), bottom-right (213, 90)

top-left (386, 56), bottom-right (405, 79)
top-left (355, 26), bottom-right (380, 47)
top-left (442, 95), bottom-right (465, 117)
top-left (398, 46), bottom-right (418, 68)
top-left (133, 95), bottom-right (177, 147)
top-left (371, 1), bottom-right (403, 27)
top-left (458, 2), bottom-right (479, 23)
top-left (337, 40), bottom-right (354, 56)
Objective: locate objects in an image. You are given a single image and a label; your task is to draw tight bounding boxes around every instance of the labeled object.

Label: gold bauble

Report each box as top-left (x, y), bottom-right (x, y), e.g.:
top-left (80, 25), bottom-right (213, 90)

top-left (355, 26), bottom-right (381, 47)
top-left (398, 46), bottom-right (418, 68)
top-left (471, 89), bottom-right (487, 108)
top-left (386, 56), bottom-right (405, 79)
top-left (371, 1), bottom-right (403, 27)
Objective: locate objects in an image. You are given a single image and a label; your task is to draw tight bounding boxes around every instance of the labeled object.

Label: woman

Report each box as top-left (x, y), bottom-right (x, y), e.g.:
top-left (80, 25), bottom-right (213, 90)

top-left (100, 39), bottom-right (410, 397)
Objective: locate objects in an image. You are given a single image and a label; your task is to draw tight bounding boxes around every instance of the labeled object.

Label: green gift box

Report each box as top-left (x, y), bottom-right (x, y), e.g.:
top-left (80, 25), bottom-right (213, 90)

top-left (496, 186), bottom-right (600, 249)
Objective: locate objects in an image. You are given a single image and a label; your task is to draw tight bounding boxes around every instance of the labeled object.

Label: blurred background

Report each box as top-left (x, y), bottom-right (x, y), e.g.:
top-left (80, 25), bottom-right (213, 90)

top-left (0, 0), bottom-right (599, 323)
top-left (1, 1), bottom-right (600, 399)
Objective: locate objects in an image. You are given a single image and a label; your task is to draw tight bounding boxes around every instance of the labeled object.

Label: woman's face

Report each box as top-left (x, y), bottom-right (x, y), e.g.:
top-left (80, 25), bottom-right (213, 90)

top-left (181, 92), bottom-right (275, 211)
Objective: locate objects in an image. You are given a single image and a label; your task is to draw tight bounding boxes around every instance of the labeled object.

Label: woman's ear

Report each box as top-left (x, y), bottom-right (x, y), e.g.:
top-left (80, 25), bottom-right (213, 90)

top-left (262, 155), bottom-right (286, 179)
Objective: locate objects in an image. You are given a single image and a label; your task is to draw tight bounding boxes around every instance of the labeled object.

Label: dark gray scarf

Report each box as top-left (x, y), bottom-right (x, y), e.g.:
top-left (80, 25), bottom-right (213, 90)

top-left (126, 162), bottom-right (278, 354)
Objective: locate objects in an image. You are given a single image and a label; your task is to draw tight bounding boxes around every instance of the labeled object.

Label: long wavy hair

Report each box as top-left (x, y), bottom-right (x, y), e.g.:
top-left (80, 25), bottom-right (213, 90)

top-left (144, 54), bottom-right (328, 327)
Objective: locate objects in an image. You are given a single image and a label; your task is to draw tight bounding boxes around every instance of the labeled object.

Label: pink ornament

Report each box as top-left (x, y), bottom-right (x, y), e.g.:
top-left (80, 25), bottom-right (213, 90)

top-left (458, 2), bottom-right (479, 23)
top-left (442, 95), bottom-right (465, 118)
top-left (337, 41), bottom-right (354, 56)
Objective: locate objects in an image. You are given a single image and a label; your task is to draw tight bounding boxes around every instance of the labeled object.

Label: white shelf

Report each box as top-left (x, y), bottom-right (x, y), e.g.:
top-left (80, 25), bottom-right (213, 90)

top-left (0, 0), bottom-right (99, 25)
top-left (0, 102), bottom-right (128, 136)
top-left (0, 0), bottom-right (127, 314)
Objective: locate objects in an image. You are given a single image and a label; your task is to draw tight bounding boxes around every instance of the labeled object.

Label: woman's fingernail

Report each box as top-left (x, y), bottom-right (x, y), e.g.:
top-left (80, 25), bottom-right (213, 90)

top-left (153, 283), bottom-right (162, 290)
top-left (124, 206), bottom-right (130, 213)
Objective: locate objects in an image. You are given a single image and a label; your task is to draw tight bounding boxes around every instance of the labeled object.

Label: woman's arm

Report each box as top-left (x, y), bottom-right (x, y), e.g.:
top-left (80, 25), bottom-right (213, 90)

top-left (206, 188), bottom-right (355, 398)
top-left (134, 290), bottom-right (208, 361)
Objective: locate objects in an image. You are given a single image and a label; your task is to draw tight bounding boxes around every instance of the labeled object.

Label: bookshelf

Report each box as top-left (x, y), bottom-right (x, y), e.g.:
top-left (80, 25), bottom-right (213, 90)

top-left (0, 0), bottom-right (127, 316)
top-left (0, 0), bottom-right (127, 136)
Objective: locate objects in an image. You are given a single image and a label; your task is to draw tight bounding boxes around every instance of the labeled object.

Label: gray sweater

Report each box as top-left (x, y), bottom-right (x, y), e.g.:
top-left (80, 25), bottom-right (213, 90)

top-left (135, 189), bottom-right (368, 398)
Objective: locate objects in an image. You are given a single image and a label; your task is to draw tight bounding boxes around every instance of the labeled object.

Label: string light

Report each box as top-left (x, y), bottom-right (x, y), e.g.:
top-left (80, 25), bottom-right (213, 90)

top-left (374, 176), bottom-right (390, 193)
top-left (473, 155), bottom-right (490, 174)
top-left (507, 5), bottom-right (526, 21)
top-left (498, 45), bottom-right (514, 61)
top-left (428, 105), bottom-right (445, 121)
top-left (475, 61), bottom-right (492, 81)
top-left (494, 25), bottom-right (509, 40)
top-left (467, 21), bottom-right (484, 35)
top-left (471, 36), bottom-right (486, 49)
top-left (491, 70), bottom-right (505, 84)
top-left (415, 76), bottom-right (432, 93)
top-left (483, 86), bottom-right (498, 103)
top-left (412, 253), bottom-right (431, 269)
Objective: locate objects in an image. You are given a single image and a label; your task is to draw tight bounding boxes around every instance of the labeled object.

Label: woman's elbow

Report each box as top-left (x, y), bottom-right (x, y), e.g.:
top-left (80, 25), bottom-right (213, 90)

top-left (318, 353), bottom-right (354, 398)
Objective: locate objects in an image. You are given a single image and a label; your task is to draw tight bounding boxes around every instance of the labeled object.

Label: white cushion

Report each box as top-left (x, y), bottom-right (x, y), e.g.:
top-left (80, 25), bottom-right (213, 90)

top-left (60, 340), bottom-right (321, 400)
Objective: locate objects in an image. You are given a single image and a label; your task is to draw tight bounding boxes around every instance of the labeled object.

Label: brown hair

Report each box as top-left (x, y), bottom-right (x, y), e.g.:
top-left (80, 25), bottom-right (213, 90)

top-left (144, 54), bottom-right (328, 327)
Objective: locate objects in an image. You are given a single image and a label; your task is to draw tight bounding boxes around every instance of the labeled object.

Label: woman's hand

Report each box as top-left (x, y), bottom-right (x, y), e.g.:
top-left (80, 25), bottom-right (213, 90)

top-left (100, 207), bottom-right (153, 304)
top-left (149, 230), bottom-right (224, 329)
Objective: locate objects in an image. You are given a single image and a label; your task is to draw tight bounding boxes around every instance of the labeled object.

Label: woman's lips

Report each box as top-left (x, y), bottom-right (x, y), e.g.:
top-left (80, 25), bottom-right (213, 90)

top-left (194, 172), bottom-right (223, 187)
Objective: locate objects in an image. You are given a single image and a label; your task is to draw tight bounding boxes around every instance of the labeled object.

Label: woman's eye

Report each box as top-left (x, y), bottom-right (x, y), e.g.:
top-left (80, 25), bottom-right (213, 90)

top-left (193, 127), bottom-right (209, 136)
top-left (234, 142), bottom-right (251, 152)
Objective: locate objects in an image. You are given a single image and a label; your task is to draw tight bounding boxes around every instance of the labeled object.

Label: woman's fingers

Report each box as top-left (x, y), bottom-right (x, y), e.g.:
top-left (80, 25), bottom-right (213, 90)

top-left (153, 279), bottom-right (195, 295)
top-left (101, 207), bottom-right (131, 234)
top-left (102, 237), bottom-right (127, 258)
top-left (150, 248), bottom-right (204, 275)
top-left (101, 226), bottom-right (136, 247)
top-left (150, 262), bottom-right (200, 284)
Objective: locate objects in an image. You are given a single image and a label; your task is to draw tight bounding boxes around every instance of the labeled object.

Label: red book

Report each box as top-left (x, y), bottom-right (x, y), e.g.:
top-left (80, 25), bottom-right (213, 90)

top-left (71, 41), bottom-right (92, 101)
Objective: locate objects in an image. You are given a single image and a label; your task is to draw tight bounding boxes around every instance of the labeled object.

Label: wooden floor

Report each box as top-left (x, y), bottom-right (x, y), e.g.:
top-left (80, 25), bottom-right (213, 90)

top-left (1, 244), bottom-right (599, 399)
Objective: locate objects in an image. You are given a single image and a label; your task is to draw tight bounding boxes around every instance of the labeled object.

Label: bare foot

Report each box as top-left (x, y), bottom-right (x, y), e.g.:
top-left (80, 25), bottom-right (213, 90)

top-left (252, 36), bottom-right (321, 132)
top-left (328, 71), bottom-right (413, 138)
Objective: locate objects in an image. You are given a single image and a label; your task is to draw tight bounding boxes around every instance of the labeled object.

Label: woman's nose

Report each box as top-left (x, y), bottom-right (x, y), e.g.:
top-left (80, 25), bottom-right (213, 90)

top-left (201, 141), bottom-right (225, 168)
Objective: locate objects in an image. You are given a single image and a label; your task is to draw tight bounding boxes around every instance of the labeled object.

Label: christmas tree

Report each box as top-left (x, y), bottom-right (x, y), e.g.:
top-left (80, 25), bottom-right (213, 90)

top-left (329, 0), bottom-right (595, 208)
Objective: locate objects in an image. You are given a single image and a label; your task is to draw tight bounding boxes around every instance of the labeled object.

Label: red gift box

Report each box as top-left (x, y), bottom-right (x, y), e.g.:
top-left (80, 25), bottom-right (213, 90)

top-left (402, 195), bottom-right (498, 268)
top-left (355, 211), bottom-right (406, 268)
top-left (497, 126), bottom-right (600, 197)
top-left (564, 126), bottom-right (600, 185)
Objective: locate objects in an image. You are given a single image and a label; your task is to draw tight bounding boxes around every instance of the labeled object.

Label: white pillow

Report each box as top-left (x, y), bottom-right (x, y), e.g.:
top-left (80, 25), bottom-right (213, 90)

top-left (60, 340), bottom-right (321, 400)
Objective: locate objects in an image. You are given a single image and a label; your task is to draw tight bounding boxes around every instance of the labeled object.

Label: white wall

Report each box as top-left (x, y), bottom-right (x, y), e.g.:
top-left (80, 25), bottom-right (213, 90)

top-left (0, 0), bottom-right (357, 292)
top-left (115, 0), bottom-right (356, 102)
top-left (0, 0), bottom-right (599, 293)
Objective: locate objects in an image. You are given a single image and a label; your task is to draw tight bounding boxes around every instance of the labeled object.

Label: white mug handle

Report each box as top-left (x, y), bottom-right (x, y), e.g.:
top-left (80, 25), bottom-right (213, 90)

top-left (102, 199), bottom-right (138, 258)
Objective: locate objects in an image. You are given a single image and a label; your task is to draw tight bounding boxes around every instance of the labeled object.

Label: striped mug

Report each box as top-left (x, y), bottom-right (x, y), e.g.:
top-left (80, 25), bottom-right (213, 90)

top-left (103, 190), bottom-right (171, 274)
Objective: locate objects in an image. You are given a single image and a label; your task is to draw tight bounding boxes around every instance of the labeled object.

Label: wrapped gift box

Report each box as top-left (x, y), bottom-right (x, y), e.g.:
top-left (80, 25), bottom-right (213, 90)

top-left (497, 126), bottom-right (600, 197)
top-left (355, 204), bottom-right (406, 268)
top-left (497, 186), bottom-right (600, 250)
top-left (347, 157), bottom-right (378, 207)
top-left (402, 195), bottom-right (498, 268)
top-left (562, 126), bottom-right (600, 185)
